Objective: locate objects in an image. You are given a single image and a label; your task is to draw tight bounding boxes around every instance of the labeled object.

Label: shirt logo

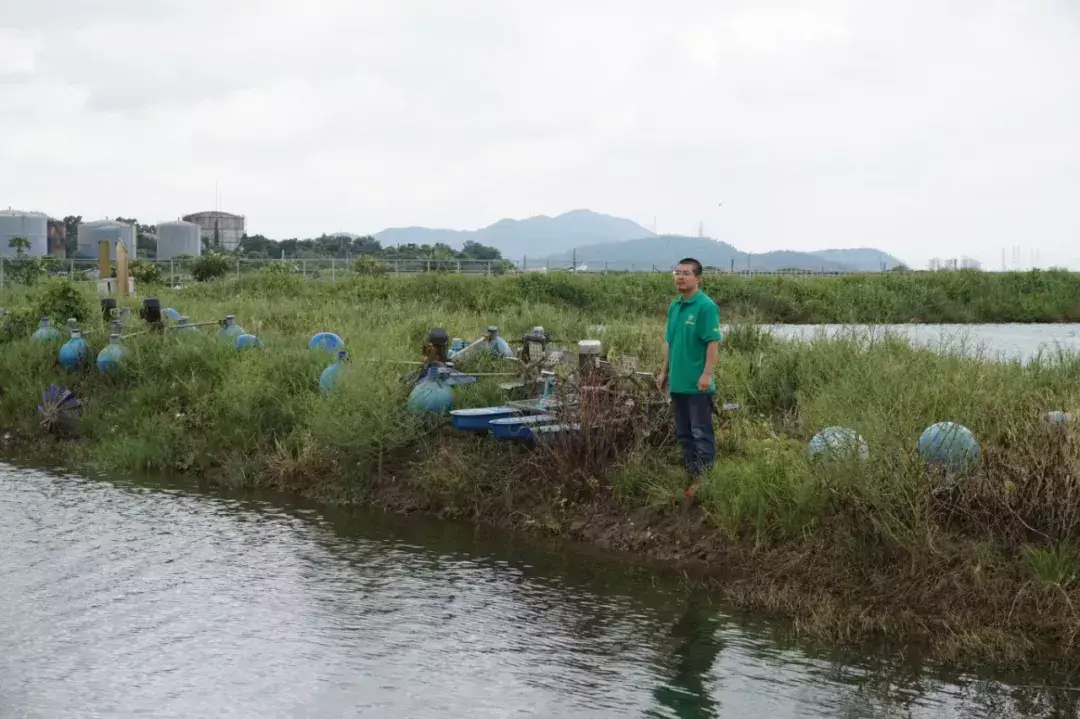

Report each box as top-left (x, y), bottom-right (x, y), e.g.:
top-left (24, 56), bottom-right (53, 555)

top-left (685, 316), bottom-right (696, 326)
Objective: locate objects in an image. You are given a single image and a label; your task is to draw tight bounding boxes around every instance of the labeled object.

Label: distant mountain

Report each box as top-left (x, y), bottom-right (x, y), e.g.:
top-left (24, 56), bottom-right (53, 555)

top-left (808, 248), bottom-right (905, 271)
top-left (374, 209), bottom-right (654, 261)
top-left (366, 209), bottom-right (906, 271)
top-left (529, 236), bottom-right (854, 273)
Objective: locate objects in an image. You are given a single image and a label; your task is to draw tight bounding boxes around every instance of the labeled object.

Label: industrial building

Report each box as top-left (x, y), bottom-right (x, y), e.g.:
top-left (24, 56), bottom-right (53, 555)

top-left (156, 220), bottom-right (203, 259)
top-left (0, 209), bottom-right (49, 257)
top-left (182, 210), bottom-right (245, 251)
top-left (47, 219), bottom-right (67, 258)
top-left (76, 219), bottom-right (136, 260)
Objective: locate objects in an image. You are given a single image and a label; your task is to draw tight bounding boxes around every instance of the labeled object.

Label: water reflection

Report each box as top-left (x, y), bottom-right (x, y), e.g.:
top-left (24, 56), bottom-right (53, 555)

top-left (647, 595), bottom-right (725, 718)
top-left (2, 465), bottom-right (1080, 717)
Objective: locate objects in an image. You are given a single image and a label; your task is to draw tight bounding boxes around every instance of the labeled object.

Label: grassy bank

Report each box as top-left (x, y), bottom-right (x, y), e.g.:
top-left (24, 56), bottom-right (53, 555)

top-left (337, 268), bottom-right (1080, 323)
top-left (44, 267), bottom-right (1080, 324)
top-left (3, 273), bottom-right (1080, 670)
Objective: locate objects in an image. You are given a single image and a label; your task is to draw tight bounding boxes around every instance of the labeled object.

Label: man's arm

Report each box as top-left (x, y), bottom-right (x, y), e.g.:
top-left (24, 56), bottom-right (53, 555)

top-left (699, 340), bottom-right (719, 389)
top-left (697, 303), bottom-right (722, 391)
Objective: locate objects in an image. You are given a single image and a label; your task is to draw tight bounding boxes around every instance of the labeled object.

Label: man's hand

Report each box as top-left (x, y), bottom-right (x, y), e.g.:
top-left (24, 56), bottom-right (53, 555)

top-left (697, 372), bottom-right (711, 392)
top-left (656, 372), bottom-right (668, 392)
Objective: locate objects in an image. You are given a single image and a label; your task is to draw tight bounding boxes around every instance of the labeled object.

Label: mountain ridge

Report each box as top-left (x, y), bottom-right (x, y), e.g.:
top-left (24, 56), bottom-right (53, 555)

top-left (367, 209), bottom-right (905, 271)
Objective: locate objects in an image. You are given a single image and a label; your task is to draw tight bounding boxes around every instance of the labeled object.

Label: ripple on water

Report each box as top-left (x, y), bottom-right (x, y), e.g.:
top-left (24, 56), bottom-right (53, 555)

top-left (0, 464), bottom-right (1074, 718)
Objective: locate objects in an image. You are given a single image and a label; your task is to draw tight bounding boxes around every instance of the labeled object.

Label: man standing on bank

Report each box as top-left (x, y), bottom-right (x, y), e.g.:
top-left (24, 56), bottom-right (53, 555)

top-left (656, 258), bottom-right (722, 493)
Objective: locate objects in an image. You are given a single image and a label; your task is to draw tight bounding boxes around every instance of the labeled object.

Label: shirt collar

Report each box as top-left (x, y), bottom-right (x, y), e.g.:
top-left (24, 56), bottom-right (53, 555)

top-left (678, 290), bottom-right (702, 305)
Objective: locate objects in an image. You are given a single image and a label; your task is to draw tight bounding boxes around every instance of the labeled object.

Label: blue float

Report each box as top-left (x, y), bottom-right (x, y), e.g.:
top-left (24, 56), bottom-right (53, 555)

top-left (58, 329), bottom-right (89, 371)
top-left (308, 331), bottom-right (344, 353)
top-left (218, 315), bottom-right (245, 341)
top-left (408, 366), bottom-right (454, 414)
top-left (319, 350), bottom-right (347, 394)
top-left (31, 317), bottom-right (62, 342)
top-left (96, 334), bottom-right (126, 374)
top-left (486, 326), bottom-right (513, 359)
top-left (235, 333), bottom-right (262, 350)
top-left (808, 426), bottom-right (869, 460)
top-left (175, 316), bottom-right (199, 334)
top-left (163, 307), bottom-right (182, 322)
top-left (917, 422), bottom-right (980, 472)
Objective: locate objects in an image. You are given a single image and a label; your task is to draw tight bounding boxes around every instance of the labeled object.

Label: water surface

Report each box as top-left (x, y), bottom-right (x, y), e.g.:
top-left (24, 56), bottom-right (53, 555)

top-left (767, 324), bottom-right (1080, 362)
top-left (2, 465), bottom-right (1078, 717)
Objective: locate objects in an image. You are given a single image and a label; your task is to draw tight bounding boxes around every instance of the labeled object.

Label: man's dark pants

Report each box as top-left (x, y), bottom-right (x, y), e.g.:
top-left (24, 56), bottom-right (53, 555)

top-left (671, 392), bottom-right (716, 478)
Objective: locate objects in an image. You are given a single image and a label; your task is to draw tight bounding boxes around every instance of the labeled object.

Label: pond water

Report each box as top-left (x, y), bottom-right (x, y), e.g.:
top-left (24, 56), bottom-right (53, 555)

top-left (2, 464), bottom-right (1078, 718)
top-left (767, 324), bottom-right (1080, 363)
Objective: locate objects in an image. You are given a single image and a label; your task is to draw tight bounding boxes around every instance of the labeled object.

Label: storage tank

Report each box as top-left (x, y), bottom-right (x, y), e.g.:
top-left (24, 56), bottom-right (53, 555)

top-left (76, 219), bottom-right (136, 260)
top-left (182, 211), bottom-right (245, 251)
top-left (0, 209), bottom-right (49, 257)
top-left (47, 219), bottom-right (67, 258)
top-left (156, 220), bottom-right (202, 259)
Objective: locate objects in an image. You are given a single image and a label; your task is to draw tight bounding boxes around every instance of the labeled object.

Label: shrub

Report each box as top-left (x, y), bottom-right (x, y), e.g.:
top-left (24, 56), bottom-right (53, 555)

top-left (128, 259), bottom-right (162, 285)
top-left (191, 252), bottom-right (234, 282)
top-left (353, 256), bottom-right (388, 276)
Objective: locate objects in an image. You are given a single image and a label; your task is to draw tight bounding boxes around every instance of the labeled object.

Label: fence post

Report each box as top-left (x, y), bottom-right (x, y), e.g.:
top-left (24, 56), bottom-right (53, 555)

top-left (486, 260), bottom-right (491, 276)
top-left (331, 258), bottom-right (336, 281)
top-left (236, 258), bottom-right (241, 277)
top-left (457, 260), bottom-right (461, 274)
top-left (170, 258), bottom-right (175, 285)
top-left (302, 259), bottom-right (307, 277)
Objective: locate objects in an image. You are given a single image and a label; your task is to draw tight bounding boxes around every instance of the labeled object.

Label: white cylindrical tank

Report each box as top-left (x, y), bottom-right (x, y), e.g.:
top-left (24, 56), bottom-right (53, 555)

top-left (76, 220), bottom-right (136, 260)
top-left (0, 210), bottom-right (49, 257)
top-left (155, 220), bottom-right (203, 260)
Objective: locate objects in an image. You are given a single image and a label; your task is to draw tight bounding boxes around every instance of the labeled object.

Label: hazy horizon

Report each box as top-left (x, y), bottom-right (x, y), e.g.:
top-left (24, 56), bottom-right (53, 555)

top-left (3, 0), bottom-right (1077, 270)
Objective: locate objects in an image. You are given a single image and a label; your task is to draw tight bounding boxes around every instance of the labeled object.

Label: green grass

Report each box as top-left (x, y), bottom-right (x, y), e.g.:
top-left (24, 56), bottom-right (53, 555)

top-left (5, 271), bottom-right (1080, 667)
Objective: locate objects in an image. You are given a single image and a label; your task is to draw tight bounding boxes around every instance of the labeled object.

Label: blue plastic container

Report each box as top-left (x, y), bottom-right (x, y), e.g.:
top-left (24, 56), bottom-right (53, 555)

top-left (96, 334), bottom-right (126, 374)
top-left (308, 332), bottom-right (344, 353)
top-left (163, 307), bottom-right (182, 322)
top-left (319, 350), bottom-right (348, 394)
top-left (176, 316), bottom-right (199, 334)
top-left (31, 317), bottom-right (62, 342)
top-left (58, 329), bottom-right (89, 371)
top-left (218, 315), bottom-right (245, 341)
top-left (490, 414), bottom-right (558, 441)
top-left (408, 367), bottom-right (453, 414)
top-left (450, 406), bottom-right (519, 432)
top-left (917, 421), bottom-right (980, 473)
top-left (235, 333), bottom-right (262, 350)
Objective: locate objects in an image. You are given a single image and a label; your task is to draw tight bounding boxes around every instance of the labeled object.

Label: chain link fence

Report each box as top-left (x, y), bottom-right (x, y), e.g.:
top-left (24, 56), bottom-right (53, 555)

top-left (0, 255), bottom-right (873, 288)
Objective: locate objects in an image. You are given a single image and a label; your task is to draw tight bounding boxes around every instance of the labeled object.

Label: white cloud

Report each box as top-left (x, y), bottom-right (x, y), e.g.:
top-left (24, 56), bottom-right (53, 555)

top-left (0, 0), bottom-right (1077, 267)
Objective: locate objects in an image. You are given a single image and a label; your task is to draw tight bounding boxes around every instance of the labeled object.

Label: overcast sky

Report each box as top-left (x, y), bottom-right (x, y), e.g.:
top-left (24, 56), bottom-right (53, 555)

top-left (1, 0), bottom-right (1077, 268)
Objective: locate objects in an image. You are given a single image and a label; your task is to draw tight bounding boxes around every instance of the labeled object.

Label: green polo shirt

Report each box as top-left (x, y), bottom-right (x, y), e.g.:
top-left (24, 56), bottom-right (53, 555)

top-left (665, 290), bottom-right (722, 394)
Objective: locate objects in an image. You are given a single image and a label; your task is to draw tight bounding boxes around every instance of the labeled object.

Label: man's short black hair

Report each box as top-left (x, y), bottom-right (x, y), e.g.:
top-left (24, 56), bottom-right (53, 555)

top-left (677, 257), bottom-right (703, 276)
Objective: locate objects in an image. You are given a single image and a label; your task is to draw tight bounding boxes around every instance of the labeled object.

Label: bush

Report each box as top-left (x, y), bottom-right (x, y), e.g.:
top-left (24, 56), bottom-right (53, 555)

top-left (191, 252), bottom-right (234, 282)
top-left (128, 259), bottom-right (162, 285)
top-left (353, 256), bottom-right (387, 277)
